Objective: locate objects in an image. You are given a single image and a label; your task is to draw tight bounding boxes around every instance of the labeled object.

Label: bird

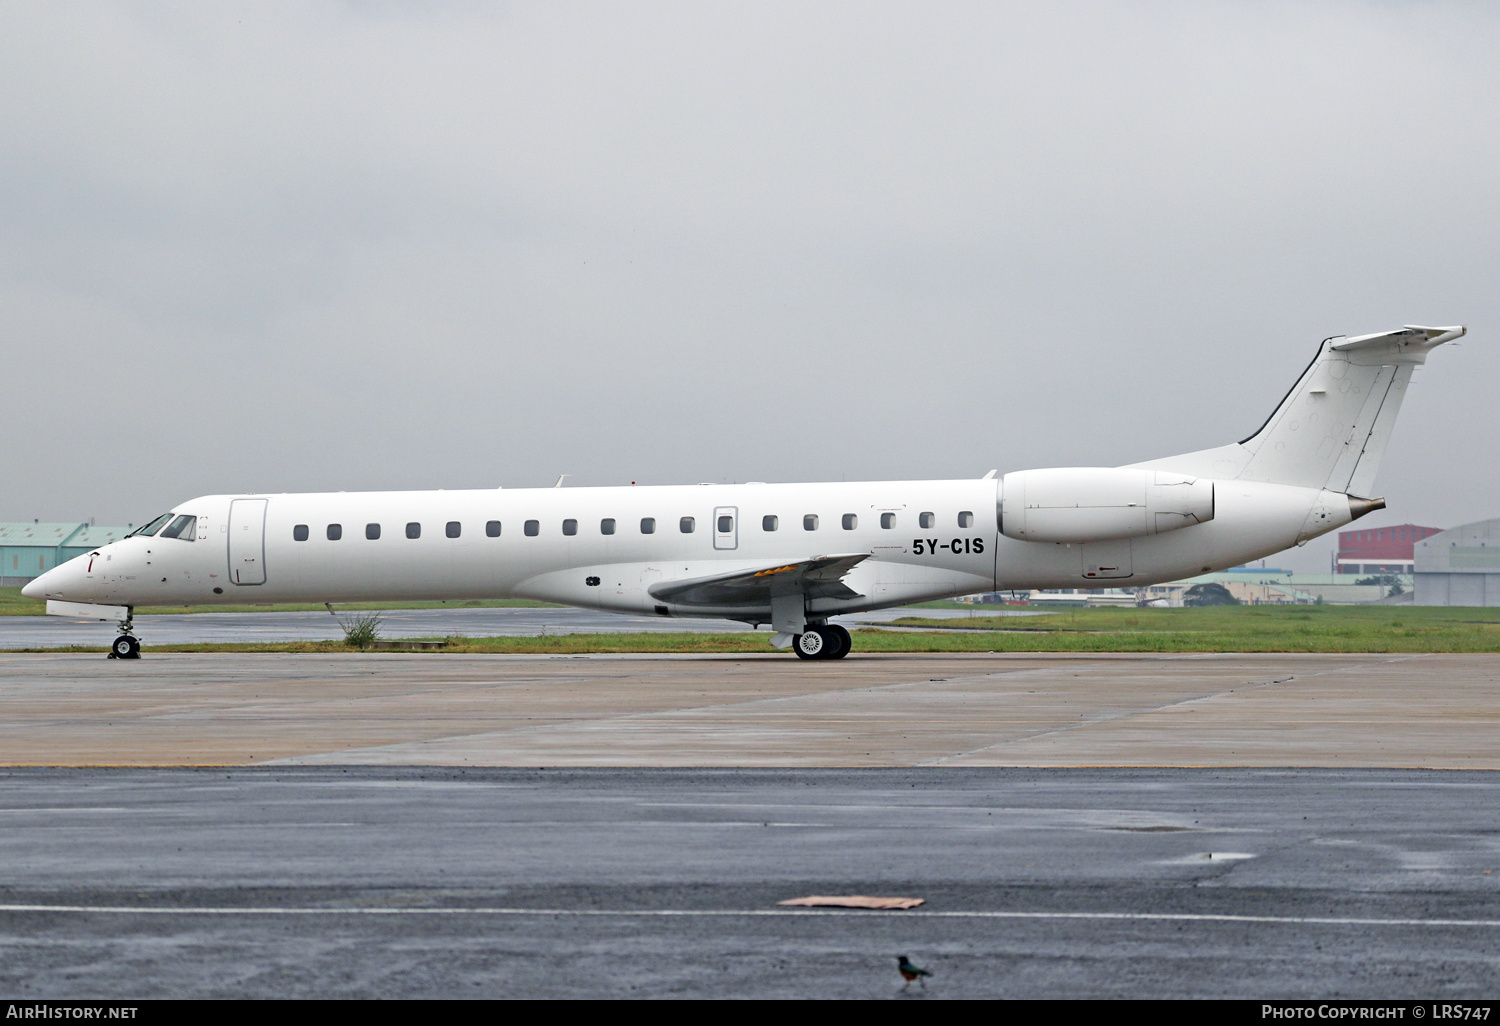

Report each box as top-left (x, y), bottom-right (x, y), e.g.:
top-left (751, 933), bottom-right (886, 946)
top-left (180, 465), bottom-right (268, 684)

top-left (897, 954), bottom-right (932, 989)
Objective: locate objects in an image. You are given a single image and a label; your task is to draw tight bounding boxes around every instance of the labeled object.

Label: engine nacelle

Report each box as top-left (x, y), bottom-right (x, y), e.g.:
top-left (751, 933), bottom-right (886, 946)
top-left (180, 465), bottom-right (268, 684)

top-left (1001, 468), bottom-right (1215, 543)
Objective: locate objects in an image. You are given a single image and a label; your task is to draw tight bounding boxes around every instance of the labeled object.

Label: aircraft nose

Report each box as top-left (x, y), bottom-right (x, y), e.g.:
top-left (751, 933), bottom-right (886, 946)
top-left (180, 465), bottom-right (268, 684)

top-left (21, 571), bottom-right (53, 599)
top-left (22, 556), bottom-right (87, 600)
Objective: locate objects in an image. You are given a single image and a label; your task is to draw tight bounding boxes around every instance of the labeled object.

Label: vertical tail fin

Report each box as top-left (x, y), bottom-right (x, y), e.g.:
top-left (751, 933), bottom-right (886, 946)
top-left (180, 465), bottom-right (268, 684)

top-left (1130, 326), bottom-right (1463, 494)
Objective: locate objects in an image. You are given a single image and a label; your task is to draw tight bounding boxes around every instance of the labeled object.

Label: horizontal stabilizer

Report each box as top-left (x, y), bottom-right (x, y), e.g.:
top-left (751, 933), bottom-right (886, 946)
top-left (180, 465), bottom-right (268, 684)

top-left (648, 553), bottom-right (869, 607)
top-left (1333, 325), bottom-right (1466, 352)
top-left (1128, 325), bottom-right (1465, 494)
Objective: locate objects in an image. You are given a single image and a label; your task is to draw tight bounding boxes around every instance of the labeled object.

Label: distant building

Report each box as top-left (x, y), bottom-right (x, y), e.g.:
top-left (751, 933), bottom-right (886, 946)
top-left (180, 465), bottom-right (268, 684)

top-left (1335, 523), bottom-right (1442, 575)
top-left (0, 522), bottom-right (134, 587)
top-left (1141, 568), bottom-right (1401, 606)
top-left (1414, 519), bottom-right (1500, 606)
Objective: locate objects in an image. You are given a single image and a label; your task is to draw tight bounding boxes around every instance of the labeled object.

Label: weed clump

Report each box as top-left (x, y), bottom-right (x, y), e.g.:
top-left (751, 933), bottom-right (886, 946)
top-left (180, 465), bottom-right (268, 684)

top-left (339, 612), bottom-right (382, 649)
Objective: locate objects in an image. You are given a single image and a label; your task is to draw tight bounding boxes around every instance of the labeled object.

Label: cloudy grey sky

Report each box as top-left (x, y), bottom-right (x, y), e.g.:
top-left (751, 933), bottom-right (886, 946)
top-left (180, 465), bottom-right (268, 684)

top-left (3, 1), bottom-right (1495, 571)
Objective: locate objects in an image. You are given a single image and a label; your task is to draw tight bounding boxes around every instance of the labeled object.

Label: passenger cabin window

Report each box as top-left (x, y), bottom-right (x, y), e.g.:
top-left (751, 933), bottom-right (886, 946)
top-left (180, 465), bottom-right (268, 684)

top-left (366, 523), bottom-right (381, 540)
top-left (293, 524), bottom-right (309, 542)
top-left (159, 515), bottom-right (197, 541)
top-left (640, 517), bottom-right (656, 534)
top-left (919, 512), bottom-right (935, 529)
top-left (446, 521), bottom-right (461, 538)
top-left (717, 515), bottom-right (733, 533)
top-left (327, 524), bottom-right (342, 541)
top-left (680, 517), bottom-right (695, 534)
top-left (881, 513), bottom-right (896, 529)
top-left (842, 514), bottom-right (857, 530)
top-left (958, 511), bottom-right (974, 528)
top-left (486, 521), bottom-right (501, 537)
top-left (763, 515), bottom-right (778, 531)
top-left (601, 518), bottom-right (616, 535)
top-left (525, 520), bottom-right (539, 537)
top-left (130, 513), bottom-right (173, 538)
top-left (804, 514), bottom-right (819, 531)
top-left (563, 519), bottom-right (578, 536)
top-left (406, 522), bottom-right (421, 539)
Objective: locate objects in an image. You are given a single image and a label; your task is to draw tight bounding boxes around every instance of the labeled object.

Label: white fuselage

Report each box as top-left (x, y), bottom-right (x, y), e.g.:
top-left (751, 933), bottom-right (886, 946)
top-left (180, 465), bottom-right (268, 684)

top-left (28, 326), bottom-right (1460, 638)
top-left (24, 476), bottom-right (1348, 622)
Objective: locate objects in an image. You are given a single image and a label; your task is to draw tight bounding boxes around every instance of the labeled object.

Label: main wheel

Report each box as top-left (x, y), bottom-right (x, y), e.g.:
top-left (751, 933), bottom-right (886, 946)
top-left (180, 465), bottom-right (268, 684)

top-left (824, 623), bottom-right (851, 659)
top-left (110, 635), bottom-right (140, 660)
top-left (792, 629), bottom-right (827, 659)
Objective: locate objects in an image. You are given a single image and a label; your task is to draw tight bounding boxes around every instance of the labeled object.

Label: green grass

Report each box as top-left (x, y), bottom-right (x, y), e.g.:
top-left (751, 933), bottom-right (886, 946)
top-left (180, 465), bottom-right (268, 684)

top-left (3, 633), bottom-right (781, 655)
top-left (0, 588), bottom-right (44, 615)
top-left (884, 604), bottom-right (1500, 652)
top-left (0, 587), bottom-right (559, 616)
top-left (3, 630), bottom-right (1121, 655)
top-left (10, 588), bottom-right (1500, 654)
top-left (19, 605), bottom-right (1500, 655)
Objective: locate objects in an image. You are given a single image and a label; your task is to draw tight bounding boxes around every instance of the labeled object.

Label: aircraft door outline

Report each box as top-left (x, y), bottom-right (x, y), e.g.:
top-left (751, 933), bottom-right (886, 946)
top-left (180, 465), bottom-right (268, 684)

top-left (713, 506), bottom-right (738, 551)
top-left (228, 498), bottom-right (268, 585)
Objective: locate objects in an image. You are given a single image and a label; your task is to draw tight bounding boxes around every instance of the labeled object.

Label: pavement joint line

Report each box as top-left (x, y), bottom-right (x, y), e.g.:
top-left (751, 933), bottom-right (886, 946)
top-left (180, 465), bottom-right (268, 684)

top-left (918, 654), bottom-right (1421, 766)
top-left (4, 904), bottom-right (1500, 927)
top-left (265, 664), bottom-right (1072, 762)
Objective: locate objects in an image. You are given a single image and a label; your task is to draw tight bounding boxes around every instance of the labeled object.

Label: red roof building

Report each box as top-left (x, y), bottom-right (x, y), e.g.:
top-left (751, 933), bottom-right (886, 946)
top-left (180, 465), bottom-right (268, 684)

top-left (1336, 523), bottom-right (1442, 575)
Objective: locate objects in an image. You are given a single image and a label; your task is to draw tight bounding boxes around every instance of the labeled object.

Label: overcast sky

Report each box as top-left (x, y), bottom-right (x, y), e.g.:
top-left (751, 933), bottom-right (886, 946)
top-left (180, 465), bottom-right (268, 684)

top-left (3, 1), bottom-right (1496, 571)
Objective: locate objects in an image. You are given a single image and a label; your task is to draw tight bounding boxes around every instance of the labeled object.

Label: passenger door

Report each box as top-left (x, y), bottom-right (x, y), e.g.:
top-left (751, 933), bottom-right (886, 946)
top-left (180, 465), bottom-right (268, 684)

top-left (228, 498), bottom-right (268, 585)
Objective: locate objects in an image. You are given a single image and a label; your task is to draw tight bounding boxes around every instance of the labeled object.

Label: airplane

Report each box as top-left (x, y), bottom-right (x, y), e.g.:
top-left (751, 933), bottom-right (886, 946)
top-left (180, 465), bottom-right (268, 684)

top-left (23, 324), bottom-right (1465, 661)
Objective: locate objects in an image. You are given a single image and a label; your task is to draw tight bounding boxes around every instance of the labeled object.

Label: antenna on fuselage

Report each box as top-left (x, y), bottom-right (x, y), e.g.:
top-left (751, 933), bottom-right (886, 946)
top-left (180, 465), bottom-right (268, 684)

top-left (554, 474), bottom-right (570, 488)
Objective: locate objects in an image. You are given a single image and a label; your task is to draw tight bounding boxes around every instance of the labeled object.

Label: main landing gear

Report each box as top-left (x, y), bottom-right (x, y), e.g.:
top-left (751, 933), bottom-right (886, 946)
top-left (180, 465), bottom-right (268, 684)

top-left (792, 623), bottom-right (851, 660)
top-left (108, 617), bottom-right (141, 660)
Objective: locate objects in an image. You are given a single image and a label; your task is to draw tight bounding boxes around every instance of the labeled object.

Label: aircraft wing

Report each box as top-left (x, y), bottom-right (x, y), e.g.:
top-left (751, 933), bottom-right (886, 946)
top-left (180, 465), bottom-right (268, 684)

top-left (647, 553), bottom-right (870, 607)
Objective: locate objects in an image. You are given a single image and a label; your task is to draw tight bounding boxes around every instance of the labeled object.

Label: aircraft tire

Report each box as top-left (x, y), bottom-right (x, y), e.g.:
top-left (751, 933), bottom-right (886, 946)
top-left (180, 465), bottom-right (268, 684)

top-left (111, 635), bottom-right (141, 660)
top-left (792, 630), bottom-right (827, 659)
top-left (824, 624), bottom-right (851, 659)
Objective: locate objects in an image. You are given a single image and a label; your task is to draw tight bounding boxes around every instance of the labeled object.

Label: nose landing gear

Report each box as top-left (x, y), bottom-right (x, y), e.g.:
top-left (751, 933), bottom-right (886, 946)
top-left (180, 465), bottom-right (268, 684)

top-left (108, 618), bottom-right (141, 660)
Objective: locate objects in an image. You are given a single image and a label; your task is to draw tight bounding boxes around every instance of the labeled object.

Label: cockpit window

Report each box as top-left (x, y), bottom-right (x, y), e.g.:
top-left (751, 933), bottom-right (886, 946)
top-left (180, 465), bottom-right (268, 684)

top-left (128, 514), bottom-right (173, 538)
top-left (158, 515), bottom-right (197, 541)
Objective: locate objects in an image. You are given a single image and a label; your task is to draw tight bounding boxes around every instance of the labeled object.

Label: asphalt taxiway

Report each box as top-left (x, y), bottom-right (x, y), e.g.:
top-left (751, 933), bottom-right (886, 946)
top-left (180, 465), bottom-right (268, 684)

top-left (2, 651), bottom-right (1498, 997)
top-left (2, 766), bottom-right (1499, 999)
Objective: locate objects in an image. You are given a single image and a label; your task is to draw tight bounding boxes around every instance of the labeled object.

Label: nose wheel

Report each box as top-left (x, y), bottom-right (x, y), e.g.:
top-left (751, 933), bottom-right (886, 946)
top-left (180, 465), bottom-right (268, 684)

top-left (108, 618), bottom-right (141, 660)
